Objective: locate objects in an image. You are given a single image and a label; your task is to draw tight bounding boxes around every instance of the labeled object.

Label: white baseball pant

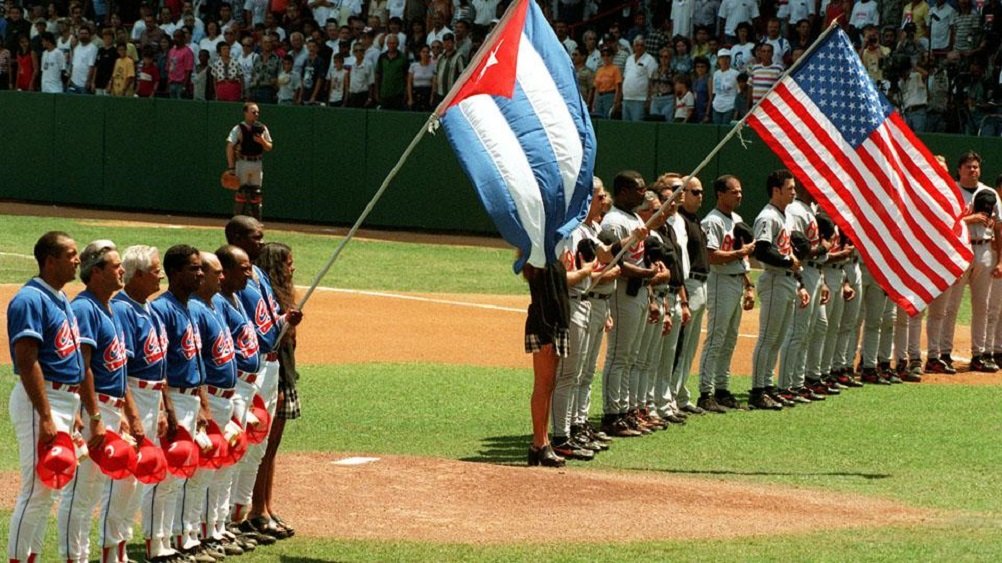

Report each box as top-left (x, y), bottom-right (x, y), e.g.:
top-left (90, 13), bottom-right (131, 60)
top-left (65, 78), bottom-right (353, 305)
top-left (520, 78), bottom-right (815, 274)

top-left (654, 298), bottom-right (683, 417)
top-left (572, 297), bottom-right (610, 427)
top-left (859, 266), bottom-right (888, 369)
top-left (551, 297), bottom-right (592, 439)
top-left (123, 380), bottom-right (164, 561)
top-left (232, 359), bottom-right (279, 516)
top-left (893, 305), bottom-right (924, 363)
top-left (779, 265), bottom-right (822, 390)
top-left (926, 274), bottom-right (966, 360)
top-left (7, 381), bottom-right (81, 563)
top-left (202, 392), bottom-right (236, 541)
top-left (812, 265), bottom-right (845, 378)
top-left (631, 293), bottom-right (663, 412)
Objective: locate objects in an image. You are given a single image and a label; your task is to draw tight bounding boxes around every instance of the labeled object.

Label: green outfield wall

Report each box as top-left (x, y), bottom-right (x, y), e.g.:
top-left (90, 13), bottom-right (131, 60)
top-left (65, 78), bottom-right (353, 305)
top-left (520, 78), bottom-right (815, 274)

top-left (0, 91), bottom-right (995, 234)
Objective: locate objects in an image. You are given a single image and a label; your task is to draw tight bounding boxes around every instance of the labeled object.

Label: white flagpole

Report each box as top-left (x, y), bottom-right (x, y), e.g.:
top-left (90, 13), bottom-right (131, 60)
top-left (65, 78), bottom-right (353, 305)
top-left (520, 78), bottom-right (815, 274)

top-left (579, 21), bottom-right (843, 295)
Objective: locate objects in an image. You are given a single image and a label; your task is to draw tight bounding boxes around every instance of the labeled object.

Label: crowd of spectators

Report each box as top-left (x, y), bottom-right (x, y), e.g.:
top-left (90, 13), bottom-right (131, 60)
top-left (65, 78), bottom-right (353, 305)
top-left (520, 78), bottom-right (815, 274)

top-left (2, 0), bottom-right (1002, 134)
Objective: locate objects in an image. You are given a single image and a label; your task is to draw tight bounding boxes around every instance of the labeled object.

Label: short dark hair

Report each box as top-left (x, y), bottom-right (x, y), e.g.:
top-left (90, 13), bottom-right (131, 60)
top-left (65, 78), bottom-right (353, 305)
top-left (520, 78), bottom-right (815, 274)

top-left (225, 215), bottom-right (261, 244)
top-left (766, 169), bottom-right (794, 197)
top-left (215, 244), bottom-right (244, 270)
top-left (958, 150), bottom-right (982, 168)
top-left (34, 231), bottom-right (71, 271)
top-left (163, 244), bottom-right (199, 277)
top-left (714, 174), bottom-right (737, 194)
top-left (612, 170), bottom-right (645, 196)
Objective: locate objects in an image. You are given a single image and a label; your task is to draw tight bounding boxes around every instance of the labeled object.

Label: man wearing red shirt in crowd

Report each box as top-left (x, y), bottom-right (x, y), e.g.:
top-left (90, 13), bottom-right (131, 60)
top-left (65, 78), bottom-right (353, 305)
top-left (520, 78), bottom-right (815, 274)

top-left (167, 28), bottom-right (194, 98)
top-left (136, 47), bottom-right (160, 97)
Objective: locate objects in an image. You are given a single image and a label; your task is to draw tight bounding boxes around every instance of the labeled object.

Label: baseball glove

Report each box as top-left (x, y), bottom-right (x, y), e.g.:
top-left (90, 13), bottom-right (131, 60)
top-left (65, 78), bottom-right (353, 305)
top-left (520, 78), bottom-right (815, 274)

top-left (220, 170), bottom-right (239, 191)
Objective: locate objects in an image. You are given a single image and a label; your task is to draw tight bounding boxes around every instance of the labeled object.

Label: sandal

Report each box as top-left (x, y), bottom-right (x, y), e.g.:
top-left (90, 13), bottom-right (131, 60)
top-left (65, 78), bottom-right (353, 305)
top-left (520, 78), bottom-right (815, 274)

top-left (271, 514), bottom-right (295, 537)
top-left (249, 515), bottom-right (290, 540)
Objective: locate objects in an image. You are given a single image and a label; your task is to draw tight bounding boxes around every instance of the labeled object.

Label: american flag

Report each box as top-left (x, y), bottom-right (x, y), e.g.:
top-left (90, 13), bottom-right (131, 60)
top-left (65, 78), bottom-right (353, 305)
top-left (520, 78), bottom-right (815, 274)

top-left (747, 27), bottom-right (973, 316)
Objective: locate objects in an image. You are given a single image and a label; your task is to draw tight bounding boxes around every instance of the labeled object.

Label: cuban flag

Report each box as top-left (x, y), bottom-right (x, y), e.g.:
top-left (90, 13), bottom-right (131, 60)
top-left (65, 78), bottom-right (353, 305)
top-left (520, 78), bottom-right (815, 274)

top-left (436, 0), bottom-right (598, 273)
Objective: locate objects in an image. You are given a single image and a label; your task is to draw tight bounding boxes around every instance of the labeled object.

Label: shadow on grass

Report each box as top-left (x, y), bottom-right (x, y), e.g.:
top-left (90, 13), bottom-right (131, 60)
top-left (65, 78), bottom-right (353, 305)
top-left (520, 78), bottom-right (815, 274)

top-left (637, 467), bottom-right (892, 479)
top-left (280, 557), bottom-right (342, 562)
top-left (459, 434), bottom-right (533, 465)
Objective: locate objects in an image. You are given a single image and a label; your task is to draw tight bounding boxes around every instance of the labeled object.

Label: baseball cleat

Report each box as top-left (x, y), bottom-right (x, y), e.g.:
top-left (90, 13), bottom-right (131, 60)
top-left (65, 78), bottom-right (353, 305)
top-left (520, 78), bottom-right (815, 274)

top-left (697, 393), bottom-right (728, 414)
top-left (748, 390), bottom-right (783, 411)
top-left (714, 390), bottom-right (746, 410)
top-left (798, 386), bottom-right (826, 401)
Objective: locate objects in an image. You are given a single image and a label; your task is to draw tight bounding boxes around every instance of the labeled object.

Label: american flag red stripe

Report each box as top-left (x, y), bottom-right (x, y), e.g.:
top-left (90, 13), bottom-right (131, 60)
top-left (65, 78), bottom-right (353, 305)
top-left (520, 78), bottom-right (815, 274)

top-left (748, 78), bottom-right (972, 315)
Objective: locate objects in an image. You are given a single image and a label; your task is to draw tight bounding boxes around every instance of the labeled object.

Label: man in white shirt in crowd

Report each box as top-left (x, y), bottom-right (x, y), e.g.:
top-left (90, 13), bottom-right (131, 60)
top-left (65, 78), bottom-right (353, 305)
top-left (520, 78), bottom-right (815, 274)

top-left (621, 35), bottom-right (656, 122)
top-left (68, 24), bottom-right (97, 93)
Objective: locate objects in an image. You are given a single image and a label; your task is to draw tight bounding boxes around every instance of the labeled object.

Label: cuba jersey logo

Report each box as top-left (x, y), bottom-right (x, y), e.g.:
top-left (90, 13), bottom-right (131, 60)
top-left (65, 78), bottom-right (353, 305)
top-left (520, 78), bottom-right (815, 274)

top-left (234, 323), bottom-right (259, 359)
top-left (142, 326), bottom-right (166, 365)
top-left (55, 320), bottom-right (80, 359)
top-left (211, 331), bottom-right (236, 366)
top-left (180, 325), bottom-right (198, 360)
top-left (776, 228), bottom-right (792, 256)
top-left (103, 335), bottom-right (128, 372)
top-left (628, 239), bottom-right (645, 263)
top-left (721, 233), bottom-right (734, 251)
top-left (254, 300), bottom-right (274, 334)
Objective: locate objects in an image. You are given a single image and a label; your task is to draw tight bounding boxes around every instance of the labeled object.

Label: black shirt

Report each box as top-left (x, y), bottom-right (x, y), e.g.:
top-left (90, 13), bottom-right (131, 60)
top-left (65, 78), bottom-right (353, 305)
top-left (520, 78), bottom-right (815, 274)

top-left (680, 208), bottom-right (709, 275)
top-left (95, 46), bottom-right (118, 88)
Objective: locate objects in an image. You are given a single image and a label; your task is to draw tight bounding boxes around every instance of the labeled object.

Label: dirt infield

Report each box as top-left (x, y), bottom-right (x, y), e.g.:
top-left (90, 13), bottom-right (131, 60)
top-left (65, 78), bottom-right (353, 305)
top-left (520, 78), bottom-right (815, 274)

top-left (0, 453), bottom-right (929, 544)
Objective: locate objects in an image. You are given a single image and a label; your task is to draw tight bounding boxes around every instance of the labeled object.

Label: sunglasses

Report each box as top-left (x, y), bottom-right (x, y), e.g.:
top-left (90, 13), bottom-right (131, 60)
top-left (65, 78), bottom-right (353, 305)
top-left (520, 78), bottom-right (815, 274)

top-left (688, 189), bottom-right (704, 196)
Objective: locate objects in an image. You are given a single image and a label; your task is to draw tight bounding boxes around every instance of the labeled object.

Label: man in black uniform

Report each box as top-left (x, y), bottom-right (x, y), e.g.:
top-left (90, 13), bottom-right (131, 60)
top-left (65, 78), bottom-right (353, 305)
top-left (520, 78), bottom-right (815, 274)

top-left (226, 103), bottom-right (274, 220)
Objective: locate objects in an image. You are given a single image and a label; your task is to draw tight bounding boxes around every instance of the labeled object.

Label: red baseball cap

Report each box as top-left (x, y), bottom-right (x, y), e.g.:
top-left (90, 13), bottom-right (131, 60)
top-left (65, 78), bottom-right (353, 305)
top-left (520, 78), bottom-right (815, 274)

top-left (36, 431), bottom-right (78, 489)
top-left (199, 420), bottom-right (230, 469)
top-left (90, 431), bottom-right (139, 480)
top-left (246, 394), bottom-right (271, 444)
top-left (133, 437), bottom-right (167, 484)
top-left (161, 425), bottom-right (200, 478)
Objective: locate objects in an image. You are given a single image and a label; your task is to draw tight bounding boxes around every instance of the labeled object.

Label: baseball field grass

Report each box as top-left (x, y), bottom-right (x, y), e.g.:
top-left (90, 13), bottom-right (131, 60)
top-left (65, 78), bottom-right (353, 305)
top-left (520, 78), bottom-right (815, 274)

top-left (0, 211), bottom-right (996, 561)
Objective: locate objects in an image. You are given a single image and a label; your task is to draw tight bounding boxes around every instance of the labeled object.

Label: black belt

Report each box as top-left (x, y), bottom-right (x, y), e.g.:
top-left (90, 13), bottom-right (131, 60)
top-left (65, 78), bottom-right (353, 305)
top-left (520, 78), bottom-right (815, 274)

top-left (689, 272), bottom-right (708, 282)
top-left (972, 239), bottom-right (993, 246)
top-left (823, 262), bottom-right (844, 269)
top-left (716, 272), bottom-right (744, 277)
top-left (587, 292), bottom-right (612, 300)
top-left (905, 104), bottom-right (927, 112)
top-left (239, 155), bottom-right (263, 161)
top-left (766, 269), bottom-right (794, 276)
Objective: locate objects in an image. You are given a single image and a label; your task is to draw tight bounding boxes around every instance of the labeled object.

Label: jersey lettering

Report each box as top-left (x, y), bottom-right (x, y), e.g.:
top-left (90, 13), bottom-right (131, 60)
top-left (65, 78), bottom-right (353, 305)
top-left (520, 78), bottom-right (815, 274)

top-left (102, 335), bottom-right (128, 372)
top-left (55, 320), bottom-right (80, 359)
top-left (180, 325), bottom-right (198, 360)
top-left (805, 220), bottom-right (819, 246)
top-left (254, 300), bottom-right (274, 334)
top-left (142, 327), bottom-right (166, 365)
top-left (234, 324), bottom-right (259, 359)
top-left (211, 332), bottom-right (236, 366)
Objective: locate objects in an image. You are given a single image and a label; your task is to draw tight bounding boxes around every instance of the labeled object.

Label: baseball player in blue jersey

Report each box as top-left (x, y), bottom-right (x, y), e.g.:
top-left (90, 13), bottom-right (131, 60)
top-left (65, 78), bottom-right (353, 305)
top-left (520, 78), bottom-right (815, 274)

top-left (749, 170), bottom-right (810, 410)
top-left (7, 232), bottom-right (98, 563)
top-left (225, 216), bottom-right (302, 539)
top-left (111, 245), bottom-right (182, 563)
top-left (214, 245), bottom-right (266, 549)
top-left (190, 252), bottom-right (245, 558)
top-left (57, 241), bottom-right (141, 563)
top-left (149, 245), bottom-right (210, 563)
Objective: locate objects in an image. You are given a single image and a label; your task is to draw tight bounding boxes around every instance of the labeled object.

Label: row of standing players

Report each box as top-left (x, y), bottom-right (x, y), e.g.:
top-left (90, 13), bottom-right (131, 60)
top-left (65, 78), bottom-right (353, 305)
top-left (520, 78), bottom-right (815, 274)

top-left (6, 215), bottom-right (303, 563)
top-left (532, 153), bottom-right (998, 466)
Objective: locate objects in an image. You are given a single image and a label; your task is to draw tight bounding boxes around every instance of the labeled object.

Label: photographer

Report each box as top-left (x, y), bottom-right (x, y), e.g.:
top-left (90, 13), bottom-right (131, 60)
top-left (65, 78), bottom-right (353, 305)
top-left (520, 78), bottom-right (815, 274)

top-left (898, 54), bottom-right (930, 132)
top-left (860, 25), bottom-right (890, 84)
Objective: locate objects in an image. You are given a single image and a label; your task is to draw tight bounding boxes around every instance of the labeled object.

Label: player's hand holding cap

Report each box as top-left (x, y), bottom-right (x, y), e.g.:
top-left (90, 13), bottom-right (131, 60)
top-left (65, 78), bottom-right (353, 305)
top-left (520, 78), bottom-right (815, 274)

top-left (36, 431), bottom-right (78, 489)
top-left (246, 394), bottom-right (272, 444)
top-left (90, 430), bottom-right (139, 479)
top-left (199, 420), bottom-right (231, 469)
top-left (133, 437), bottom-right (167, 484)
top-left (226, 418), bottom-right (249, 465)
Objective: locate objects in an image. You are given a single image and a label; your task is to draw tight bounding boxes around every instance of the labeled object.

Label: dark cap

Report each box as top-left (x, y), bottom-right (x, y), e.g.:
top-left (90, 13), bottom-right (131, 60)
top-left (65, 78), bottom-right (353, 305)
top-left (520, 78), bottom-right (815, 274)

top-left (442, 32), bottom-right (455, 41)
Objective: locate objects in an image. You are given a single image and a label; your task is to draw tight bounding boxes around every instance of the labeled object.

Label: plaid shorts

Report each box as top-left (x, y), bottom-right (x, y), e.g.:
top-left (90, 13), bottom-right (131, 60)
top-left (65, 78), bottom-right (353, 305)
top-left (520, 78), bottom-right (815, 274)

top-left (524, 328), bottom-right (570, 358)
top-left (277, 379), bottom-right (301, 420)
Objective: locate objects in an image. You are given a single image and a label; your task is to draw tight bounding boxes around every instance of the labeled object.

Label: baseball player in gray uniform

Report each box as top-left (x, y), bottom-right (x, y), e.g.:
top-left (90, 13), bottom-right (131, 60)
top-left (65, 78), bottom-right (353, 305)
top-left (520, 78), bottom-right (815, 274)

top-left (631, 192), bottom-right (672, 432)
top-left (600, 171), bottom-right (667, 438)
top-left (928, 151), bottom-right (1002, 373)
top-left (550, 182), bottom-right (617, 460)
top-left (750, 170), bottom-right (810, 410)
top-left (570, 181), bottom-right (620, 446)
top-left (699, 175), bottom-right (755, 411)
top-left (893, 303), bottom-right (925, 381)
top-left (857, 259), bottom-right (900, 384)
top-left (832, 237), bottom-right (864, 384)
top-left (779, 186), bottom-right (832, 402)
top-left (804, 215), bottom-right (861, 389)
